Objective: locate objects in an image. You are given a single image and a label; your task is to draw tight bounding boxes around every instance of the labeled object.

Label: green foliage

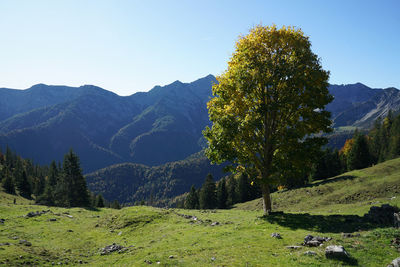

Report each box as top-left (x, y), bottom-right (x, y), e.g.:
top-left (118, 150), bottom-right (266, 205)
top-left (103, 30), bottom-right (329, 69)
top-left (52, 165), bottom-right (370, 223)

top-left (347, 130), bottom-right (371, 170)
top-left (111, 199), bottom-right (121, 209)
top-left (1, 168), bottom-right (15, 195)
top-left (184, 185), bottom-right (199, 209)
top-left (96, 194), bottom-right (105, 208)
top-left (199, 174), bottom-right (217, 209)
top-left (312, 148), bottom-right (343, 180)
top-left (216, 178), bottom-right (227, 209)
top-left (203, 25), bottom-right (332, 214)
top-left (226, 175), bottom-right (238, 207)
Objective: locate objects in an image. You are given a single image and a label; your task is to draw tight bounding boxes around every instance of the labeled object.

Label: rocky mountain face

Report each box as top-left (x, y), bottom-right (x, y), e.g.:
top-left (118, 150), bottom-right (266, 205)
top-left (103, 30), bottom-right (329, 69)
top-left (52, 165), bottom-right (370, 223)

top-left (0, 75), bottom-right (215, 172)
top-left (0, 76), bottom-right (398, 174)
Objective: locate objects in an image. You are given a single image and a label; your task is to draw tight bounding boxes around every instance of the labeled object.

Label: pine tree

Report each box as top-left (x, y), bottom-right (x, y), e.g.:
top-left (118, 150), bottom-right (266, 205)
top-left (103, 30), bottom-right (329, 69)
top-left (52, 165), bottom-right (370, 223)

top-left (199, 174), bottom-right (216, 209)
top-left (16, 170), bottom-right (32, 199)
top-left (56, 149), bottom-right (89, 207)
top-left (226, 175), bottom-right (238, 207)
top-left (238, 173), bottom-right (250, 203)
top-left (96, 194), bottom-right (105, 208)
top-left (111, 200), bottom-right (121, 209)
top-left (347, 131), bottom-right (371, 170)
top-left (216, 178), bottom-right (227, 209)
top-left (2, 168), bottom-right (15, 195)
top-left (185, 185), bottom-right (199, 209)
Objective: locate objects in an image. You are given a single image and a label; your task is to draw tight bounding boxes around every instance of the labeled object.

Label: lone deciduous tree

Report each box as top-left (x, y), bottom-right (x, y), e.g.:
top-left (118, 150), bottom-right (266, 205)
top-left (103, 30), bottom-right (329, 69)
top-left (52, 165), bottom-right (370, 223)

top-left (203, 25), bottom-right (332, 215)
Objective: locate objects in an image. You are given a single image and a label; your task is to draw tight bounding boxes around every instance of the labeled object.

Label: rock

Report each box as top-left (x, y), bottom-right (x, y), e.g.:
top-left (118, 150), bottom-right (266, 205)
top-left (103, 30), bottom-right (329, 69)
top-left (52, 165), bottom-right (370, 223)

top-left (67, 230), bottom-right (73, 232)
top-left (25, 210), bottom-right (50, 218)
top-left (144, 259), bottom-right (152, 264)
top-left (156, 261), bottom-right (161, 264)
top-left (100, 243), bottom-right (125, 255)
top-left (304, 251), bottom-right (317, 256)
top-left (168, 255), bottom-right (174, 259)
top-left (389, 257), bottom-right (400, 267)
top-left (303, 235), bottom-right (331, 246)
top-left (392, 237), bottom-right (400, 247)
top-left (66, 215), bottom-right (73, 218)
top-left (0, 219), bottom-right (5, 224)
top-left (342, 233), bottom-right (360, 238)
top-left (78, 260), bottom-right (83, 264)
top-left (394, 212), bottom-right (400, 228)
top-left (19, 240), bottom-right (32, 246)
top-left (211, 257), bottom-right (216, 261)
top-left (49, 218), bottom-right (57, 222)
top-left (0, 243), bottom-right (11, 246)
top-left (118, 231), bottom-right (122, 236)
top-left (286, 245), bottom-right (302, 249)
top-left (325, 245), bottom-right (349, 259)
top-left (364, 204), bottom-right (400, 225)
top-left (271, 233), bottom-right (282, 239)
top-left (210, 222), bottom-right (220, 226)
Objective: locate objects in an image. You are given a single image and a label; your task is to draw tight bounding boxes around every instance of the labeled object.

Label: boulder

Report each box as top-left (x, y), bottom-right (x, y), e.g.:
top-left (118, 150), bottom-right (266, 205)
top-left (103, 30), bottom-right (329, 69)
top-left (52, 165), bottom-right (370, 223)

top-left (286, 245), bottom-right (302, 249)
top-left (303, 235), bottom-right (331, 246)
top-left (325, 245), bottom-right (349, 259)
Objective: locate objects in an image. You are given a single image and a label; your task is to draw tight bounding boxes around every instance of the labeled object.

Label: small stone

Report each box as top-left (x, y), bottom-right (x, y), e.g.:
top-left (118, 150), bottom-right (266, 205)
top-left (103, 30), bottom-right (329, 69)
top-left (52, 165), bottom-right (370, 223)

top-left (304, 251), bottom-right (317, 256)
top-left (66, 215), bottom-right (73, 218)
top-left (118, 231), bottom-right (122, 236)
top-left (78, 260), bottom-right (83, 264)
top-left (144, 259), bottom-right (152, 264)
top-left (49, 218), bottom-right (57, 222)
top-left (211, 257), bottom-right (216, 261)
top-left (156, 261), bottom-right (161, 264)
top-left (168, 255), bottom-right (174, 259)
top-left (67, 230), bottom-right (73, 232)
top-left (271, 233), bottom-right (282, 239)
top-left (0, 243), bottom-right (11, 246)
top-left (210, 222), bottom-right (220, 226)
top-left (305, 240), bottom-right (321, 247)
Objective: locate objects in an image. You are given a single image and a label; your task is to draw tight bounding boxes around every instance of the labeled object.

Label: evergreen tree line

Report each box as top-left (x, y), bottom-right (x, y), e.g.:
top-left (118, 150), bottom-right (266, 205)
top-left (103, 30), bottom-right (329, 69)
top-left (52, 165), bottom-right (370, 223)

top-left (183, 173), bottom-right (261, 209)
top-left (0, 147), bottom-right (120, 209)
top-left (312, 111), bottom-right (400, 180)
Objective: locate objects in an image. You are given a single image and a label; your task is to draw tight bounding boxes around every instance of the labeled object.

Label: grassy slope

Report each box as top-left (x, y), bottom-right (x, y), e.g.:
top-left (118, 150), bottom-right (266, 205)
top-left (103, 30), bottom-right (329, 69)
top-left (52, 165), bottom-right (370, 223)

top-left (1, 159), bottom-right (400, 266)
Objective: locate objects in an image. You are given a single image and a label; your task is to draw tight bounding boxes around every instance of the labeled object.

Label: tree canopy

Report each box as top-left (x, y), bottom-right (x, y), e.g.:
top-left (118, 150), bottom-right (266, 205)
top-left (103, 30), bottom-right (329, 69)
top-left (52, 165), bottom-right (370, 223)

top-left (203, 25), bottom-right (332, 215)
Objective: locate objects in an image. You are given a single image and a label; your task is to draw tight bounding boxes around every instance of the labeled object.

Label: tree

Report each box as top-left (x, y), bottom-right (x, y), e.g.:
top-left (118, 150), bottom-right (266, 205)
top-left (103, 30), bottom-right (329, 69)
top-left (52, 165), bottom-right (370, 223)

top-left (185, 185), bottom-right (199, 209)
top-left (347, 131), bottom-right (371, 170)
top-left (237, 173), bottom-right (250, 203)
top-left (204, 25), bottom-right (332, 215)
top-left (216, 178), bottom-right (228, 209)
top-left (111, 200), bottom-right (121, 209)
top-left (2, 168), bottom-right (15, 195)
top-left (55, 149), bottom-right (89, 207)
top-left (199, 174), bottom-right (217, 209)
top-left (96, 194), bottom-right (105, 208)
top-left (16, 170), bottom-right (32, 199)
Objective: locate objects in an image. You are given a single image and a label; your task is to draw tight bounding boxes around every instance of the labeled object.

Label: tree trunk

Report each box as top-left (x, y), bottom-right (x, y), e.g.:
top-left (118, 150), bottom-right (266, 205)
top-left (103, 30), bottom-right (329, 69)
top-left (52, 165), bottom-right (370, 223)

top-left (261, 183), bottom-right (271, 215)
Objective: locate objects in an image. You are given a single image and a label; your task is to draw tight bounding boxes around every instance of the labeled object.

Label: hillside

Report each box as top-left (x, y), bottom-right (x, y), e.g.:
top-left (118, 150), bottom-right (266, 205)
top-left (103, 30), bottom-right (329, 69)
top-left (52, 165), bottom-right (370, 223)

top-left (1, 158), bottom-right (399, 266)
top-left (85, 152), bottom-right (226, 205)
top-left (0, 77), bottom-right (399, 173)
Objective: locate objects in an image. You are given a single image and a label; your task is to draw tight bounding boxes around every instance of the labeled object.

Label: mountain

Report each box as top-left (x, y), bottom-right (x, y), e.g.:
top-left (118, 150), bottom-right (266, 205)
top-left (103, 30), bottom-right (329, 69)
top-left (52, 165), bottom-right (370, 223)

top-left (0, 75), bottom-right (216, 172)
top-left (0, 76), bottom-right (398, 173)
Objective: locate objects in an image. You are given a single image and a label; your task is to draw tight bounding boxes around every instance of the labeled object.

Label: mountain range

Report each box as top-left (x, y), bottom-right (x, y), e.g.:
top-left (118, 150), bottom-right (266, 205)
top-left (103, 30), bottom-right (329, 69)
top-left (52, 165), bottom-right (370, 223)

top-left (0, 76), bottom-right (399, 203)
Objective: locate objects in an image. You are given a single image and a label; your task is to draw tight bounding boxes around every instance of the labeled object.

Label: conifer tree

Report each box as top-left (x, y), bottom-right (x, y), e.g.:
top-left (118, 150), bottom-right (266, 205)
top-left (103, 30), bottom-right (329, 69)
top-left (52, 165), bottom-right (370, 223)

top-left (111, 200), bottom-right (121, 209)
top-left (216, 178), bottom-right (228, 209)
top-left (347, 131), bottom-right (371, 170)
top-left (238, 173), bottom-right (250, 203)
top-left (2, 168), bottom-right (15, 195)
top-left (96, 194), bottom-right (105, 208)
top-left (16, 170), bottom-right (32, 199)
top-left (185, 185), bottom-right (199, 209)
top-left (226, 175), bottom-right (238, 207)
top-left (199, 174), bottom-right (216, 209)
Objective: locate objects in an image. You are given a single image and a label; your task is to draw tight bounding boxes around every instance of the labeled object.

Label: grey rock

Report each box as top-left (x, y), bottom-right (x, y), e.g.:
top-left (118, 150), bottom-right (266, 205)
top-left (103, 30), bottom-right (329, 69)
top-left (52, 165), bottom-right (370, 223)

top-left (271, 233), bottom-right (282, 239)
top-left (210, 222), bottom-right (219, 226)
top-left (67, 230), bottom-right (73, 232)
top-left (49, 218), bottom-right (57, 222)
top-left (211, 257), bottom-right (216, 261)
top-left (305, 240), bottom-right (322, 247)
top-left (303, 235), bottom-right (331, 246)
top-left (144, 259), bottom-right (152, 264)
top-left (0, 219), bottom-right (5, 224)
top-left (0, 242), bottom-right (11, 246)
top-left (168, 255), bottom-right (174, 259)
top-left (389, 257), bottom-right (400, 267)
top-left (100, 243), bottom-right (125, 255)
top-left (325, 245), bottom-right (349, 259)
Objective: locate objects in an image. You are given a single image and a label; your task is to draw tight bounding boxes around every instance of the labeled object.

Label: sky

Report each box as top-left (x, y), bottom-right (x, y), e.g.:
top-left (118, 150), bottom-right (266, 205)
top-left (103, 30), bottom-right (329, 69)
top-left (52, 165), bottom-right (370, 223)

top-left (0, 0), bottom-right (399, 96)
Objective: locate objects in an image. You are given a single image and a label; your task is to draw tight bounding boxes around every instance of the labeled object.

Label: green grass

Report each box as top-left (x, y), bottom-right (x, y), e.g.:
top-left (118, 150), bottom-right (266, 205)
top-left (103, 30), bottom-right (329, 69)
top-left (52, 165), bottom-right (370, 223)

top-left (1, 159), bottom-right (400, 266)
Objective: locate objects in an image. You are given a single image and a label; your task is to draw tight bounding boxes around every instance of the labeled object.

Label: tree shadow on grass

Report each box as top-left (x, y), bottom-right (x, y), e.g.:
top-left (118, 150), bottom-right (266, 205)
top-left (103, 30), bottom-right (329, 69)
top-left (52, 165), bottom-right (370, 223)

top-left (307, 175), bottom-right (357, 188)
top-left (262, 212), bottom-right (387, 233)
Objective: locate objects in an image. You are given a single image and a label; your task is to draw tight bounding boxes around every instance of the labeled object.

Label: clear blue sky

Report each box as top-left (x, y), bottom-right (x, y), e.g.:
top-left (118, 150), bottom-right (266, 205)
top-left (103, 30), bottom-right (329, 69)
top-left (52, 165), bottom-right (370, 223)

top-left (1, 0), bottom-right (399, 95)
